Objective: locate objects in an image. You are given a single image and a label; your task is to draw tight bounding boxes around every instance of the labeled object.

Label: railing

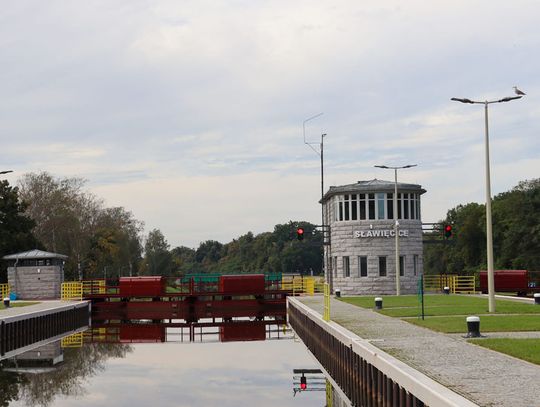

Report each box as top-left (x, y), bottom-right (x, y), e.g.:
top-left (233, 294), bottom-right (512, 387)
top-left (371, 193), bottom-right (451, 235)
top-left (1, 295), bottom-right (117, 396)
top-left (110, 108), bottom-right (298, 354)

top-left (288, 298), bottom-right (478, 407)
top-left (61, 282), bottom-right (83, 300)
top-left (61, 332), bottom-right (84, 348)
top-left (282, 276), bottom-right (324, 296)
top-left (0, 284), bottom-right (10, 299)
top-left (423, 275), bottom-right (476, 294)
top-left (82, 279), bottom-right (106, 295)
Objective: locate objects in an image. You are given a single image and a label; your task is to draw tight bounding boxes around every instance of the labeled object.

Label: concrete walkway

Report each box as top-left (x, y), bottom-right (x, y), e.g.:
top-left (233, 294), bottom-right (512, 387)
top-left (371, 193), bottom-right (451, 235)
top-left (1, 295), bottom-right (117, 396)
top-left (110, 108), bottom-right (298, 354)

top-left (299, 296), bottom-right (540, 407)
top-left (0, 301), bottom-right (85, 321)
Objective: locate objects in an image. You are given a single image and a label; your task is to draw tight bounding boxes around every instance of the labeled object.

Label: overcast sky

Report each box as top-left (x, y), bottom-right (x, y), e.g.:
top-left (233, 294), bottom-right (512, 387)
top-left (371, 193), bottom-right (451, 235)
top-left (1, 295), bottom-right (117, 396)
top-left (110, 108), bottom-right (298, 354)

top-left (1, 1), bottom-right (539, 248)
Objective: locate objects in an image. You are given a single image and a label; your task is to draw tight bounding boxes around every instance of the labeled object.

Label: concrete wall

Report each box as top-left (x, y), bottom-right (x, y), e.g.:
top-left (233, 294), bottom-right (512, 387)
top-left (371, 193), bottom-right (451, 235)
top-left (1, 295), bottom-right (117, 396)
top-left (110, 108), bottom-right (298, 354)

top-left (7, 266), bottom-right (63, 299)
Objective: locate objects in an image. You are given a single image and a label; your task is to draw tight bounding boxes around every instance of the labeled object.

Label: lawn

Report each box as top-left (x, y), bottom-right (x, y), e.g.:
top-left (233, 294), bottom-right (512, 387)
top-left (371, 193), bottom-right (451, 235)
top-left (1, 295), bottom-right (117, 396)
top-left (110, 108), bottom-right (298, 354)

top-left (469, 338), bottom-right (540, 365)
top-left (340, 295), bottom-right (540, 317)
top-left (407, 314), bottom-right (540, 333)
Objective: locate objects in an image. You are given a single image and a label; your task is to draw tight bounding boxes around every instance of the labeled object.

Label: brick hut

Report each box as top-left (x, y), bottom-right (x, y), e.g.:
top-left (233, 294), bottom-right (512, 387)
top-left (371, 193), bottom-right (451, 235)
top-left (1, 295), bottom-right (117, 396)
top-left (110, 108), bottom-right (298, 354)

top-left (3, 249), bottom-right (68, 300)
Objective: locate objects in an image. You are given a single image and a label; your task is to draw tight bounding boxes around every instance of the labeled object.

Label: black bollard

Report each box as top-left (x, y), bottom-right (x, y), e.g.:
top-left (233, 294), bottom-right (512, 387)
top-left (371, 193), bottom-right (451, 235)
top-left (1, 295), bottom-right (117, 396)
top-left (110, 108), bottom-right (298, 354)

top-left (466, 316), bottom-right (481, 338)
top-left (335, 289), bottom-right (341, 298)
top-left (375, 297), bottom-right (383, 310)
top-left (534, 293), bottom-right (540, 305)
top-left (3, 297), bottom-right (10, 308)
top-left (443, 286), bottom-right (450, 295)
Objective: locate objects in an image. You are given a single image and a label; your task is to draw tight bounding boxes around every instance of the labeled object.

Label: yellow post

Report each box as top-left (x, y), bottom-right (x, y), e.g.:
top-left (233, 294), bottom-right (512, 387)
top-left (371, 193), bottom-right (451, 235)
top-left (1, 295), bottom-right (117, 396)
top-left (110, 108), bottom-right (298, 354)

top-left (323, 283), bottom-right (330, 321)
top-left (326, 378), bottom-right (333, 407)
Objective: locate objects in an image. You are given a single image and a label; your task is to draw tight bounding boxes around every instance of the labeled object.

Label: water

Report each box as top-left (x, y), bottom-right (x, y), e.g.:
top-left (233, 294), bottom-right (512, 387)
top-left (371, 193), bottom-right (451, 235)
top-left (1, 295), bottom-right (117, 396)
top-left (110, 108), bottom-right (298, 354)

top-left (0, 321), bottom-right (337, 407)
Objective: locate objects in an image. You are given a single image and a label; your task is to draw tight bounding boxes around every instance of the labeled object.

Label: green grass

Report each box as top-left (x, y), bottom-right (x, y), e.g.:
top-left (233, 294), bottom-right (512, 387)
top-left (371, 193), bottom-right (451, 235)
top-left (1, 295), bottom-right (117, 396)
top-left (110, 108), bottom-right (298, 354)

top-left (407, 315), bottom-right (540, 333)
top-left (340, 295), bottom-right (540, 317)
top-left (469, 338), bottom-right (540, 365)
top-left (0, 301), bottom-right (39, 310)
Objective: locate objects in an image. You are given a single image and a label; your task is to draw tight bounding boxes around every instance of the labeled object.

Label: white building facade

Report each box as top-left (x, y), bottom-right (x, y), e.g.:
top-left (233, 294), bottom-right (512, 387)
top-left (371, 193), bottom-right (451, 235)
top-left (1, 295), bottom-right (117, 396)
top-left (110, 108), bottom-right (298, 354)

top-left (322, 179), bottom-right (426, 295)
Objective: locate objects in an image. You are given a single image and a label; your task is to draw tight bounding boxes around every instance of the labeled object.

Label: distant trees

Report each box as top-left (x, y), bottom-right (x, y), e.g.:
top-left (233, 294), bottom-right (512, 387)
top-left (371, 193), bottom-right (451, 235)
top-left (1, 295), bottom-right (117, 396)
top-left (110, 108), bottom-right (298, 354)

top-left (424, 178), bottom-right (540, 275)
top-left (18, 172), bottom-right (143, 280)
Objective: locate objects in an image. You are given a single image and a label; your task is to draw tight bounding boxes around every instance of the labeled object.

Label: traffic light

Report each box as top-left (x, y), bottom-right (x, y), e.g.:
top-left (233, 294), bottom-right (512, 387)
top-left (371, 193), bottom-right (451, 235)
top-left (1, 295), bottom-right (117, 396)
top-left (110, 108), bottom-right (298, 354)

top-left (444, 224), bottom-right (453, 239)
top-left (296, 227), bottom-right (305, 241)
top-left (300, 374), bottom-right (307, 390)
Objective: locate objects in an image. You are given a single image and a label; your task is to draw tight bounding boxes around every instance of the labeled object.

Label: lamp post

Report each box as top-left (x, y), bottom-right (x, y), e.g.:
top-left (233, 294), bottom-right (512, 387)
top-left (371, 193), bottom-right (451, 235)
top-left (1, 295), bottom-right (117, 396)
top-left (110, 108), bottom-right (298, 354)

top-left (303, 113), bottom-right (326, 279)
top-left (451, 94), bottom-right (523, 313)
top-left (374, 164), bottom-right (417, 295)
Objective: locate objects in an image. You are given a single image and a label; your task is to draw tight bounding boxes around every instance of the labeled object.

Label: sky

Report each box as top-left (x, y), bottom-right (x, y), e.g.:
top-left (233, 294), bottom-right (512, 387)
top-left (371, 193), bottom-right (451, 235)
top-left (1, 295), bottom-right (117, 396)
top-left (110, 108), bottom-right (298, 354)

top-left (1, 1), bottom-right (539, 248)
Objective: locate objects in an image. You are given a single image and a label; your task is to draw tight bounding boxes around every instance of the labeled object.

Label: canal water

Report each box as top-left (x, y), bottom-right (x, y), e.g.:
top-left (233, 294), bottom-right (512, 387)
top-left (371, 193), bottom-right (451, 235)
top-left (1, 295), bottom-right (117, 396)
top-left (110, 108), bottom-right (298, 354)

top-left (0, 320), bottom-right (350, 407)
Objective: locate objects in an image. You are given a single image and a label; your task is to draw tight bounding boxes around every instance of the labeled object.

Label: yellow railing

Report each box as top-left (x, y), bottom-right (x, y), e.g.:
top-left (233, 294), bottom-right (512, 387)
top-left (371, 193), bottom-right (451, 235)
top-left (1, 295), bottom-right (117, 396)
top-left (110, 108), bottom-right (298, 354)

top-left (281, 276), bottom-right (324, 296)
top-left (423, 275), bottom-right (476, 294)
top-left (82, 279), bottom-right (106, 295)
top-left (0, 283), bottom-right (10, 299)
top-left (61, 332), bottom-right (84, 348)
top-left (323, 283), bottom-right (330, 321)
top-left (61, 282), bottom-right (83, 300)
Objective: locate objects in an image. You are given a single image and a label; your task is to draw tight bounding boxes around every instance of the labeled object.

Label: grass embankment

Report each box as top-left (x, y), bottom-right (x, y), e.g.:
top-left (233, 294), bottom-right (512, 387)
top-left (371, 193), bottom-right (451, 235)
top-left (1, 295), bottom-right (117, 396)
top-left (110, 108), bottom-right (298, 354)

top-left (340, 294), bottom-right (540, 364)
top-left (0, 301), bottom-right (39, 310)
top-left (469, 338), bottom-right (540, 365)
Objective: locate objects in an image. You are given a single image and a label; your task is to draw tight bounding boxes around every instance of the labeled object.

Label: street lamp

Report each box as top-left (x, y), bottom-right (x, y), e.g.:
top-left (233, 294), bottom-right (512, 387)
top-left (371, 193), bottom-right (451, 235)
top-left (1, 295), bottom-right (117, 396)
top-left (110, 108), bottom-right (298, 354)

top-left (451, 93), bottom-right (523, 313)
top-left (374, 164), bottom-right (417, 295)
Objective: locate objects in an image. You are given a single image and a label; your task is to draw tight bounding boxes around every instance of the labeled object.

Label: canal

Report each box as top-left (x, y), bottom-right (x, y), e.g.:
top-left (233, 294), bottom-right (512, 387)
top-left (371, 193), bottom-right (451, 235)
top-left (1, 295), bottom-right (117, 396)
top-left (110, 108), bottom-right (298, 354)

top-left (0, 317), bottom-right (350, 407)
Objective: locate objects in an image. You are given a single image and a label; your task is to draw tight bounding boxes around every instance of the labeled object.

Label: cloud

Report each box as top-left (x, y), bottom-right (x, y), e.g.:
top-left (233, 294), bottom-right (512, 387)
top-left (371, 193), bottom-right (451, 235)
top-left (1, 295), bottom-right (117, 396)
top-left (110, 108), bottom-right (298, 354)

top-left (1, 1), bottom-right (539, 246)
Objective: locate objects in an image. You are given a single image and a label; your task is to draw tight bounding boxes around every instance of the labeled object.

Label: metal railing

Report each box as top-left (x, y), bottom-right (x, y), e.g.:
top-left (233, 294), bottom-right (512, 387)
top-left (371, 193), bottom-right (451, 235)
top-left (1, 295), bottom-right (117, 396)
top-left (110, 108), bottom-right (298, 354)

top-left (288, 298), bottom-right (478, 407)
top-left (0, 284), bottom-right (10, 299)
top-left (61, 282), bottom-right (83, 300)
top-left (282, 276), bottom-right (324, 296)
top-left (423, 275), bottom-right (476, 294)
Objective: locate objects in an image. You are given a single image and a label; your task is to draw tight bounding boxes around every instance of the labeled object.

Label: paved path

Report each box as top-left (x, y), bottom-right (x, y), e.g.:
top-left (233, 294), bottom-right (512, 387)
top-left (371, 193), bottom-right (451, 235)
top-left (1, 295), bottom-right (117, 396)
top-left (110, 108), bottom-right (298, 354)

top-left (299, 296), bottom-right (540, 407)
top-left (0, 301), bottom-right (84, 320)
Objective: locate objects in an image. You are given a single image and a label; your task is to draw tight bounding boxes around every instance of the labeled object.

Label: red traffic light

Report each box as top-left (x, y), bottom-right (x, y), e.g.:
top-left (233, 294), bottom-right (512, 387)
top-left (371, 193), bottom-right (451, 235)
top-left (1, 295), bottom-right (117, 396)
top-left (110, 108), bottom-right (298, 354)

top-left (300, 374), bottom-right (307, 390)
top-left (444, 224), bottom-right (453, 239)
top-left (296, 228), bottom-right (305, 240)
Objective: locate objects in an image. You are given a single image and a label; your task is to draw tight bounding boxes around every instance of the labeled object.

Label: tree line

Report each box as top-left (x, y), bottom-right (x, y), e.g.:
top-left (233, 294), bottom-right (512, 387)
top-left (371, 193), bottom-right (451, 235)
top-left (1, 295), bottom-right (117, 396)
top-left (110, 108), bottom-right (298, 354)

top-left (0, 172), bottom-right (322, 281)
top-left (424, 178), bottom-right (540, 275)
top-left (1, 172), bottom-right (538, 281)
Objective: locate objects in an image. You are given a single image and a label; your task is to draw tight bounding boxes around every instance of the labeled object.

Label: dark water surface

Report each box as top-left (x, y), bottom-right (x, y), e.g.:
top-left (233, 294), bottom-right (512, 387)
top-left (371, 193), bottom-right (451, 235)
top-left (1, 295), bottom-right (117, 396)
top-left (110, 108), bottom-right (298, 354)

top-left (1, 325), bottom-right (330, 407)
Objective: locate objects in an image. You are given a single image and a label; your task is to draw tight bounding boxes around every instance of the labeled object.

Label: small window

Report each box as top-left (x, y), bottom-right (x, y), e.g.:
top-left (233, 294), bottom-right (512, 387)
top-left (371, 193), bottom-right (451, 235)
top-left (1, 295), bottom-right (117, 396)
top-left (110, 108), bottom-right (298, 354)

top-left (351, 194), bottom-right (358, 220)
top-left (379, 257), bottom-right (387, 277)
top-left (343, 256), bottom-right (350, 277)
top-left (399, 255), bottom-right (405, 276)
top-left (387, 193), bottom-right (394, 220)
top-left (368, 193), bottom-right (375, 220)
top-left (403, 193), bottom-right (409, 220)
top-left (333, 257), bottom-right (338, 278)
top-left (413, 254), bottom-right (418, 276)
top-left (358, 256), bottom-right (367, 277)
top-left (359, 194), bottom-right (366, 220)
top-left (377, 193), bottom-right (385, 219)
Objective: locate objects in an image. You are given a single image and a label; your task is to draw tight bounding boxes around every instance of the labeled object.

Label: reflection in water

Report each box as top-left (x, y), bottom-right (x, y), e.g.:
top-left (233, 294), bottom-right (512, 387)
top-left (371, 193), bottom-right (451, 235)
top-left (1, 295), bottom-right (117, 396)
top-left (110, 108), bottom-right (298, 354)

top-left (0, 304), bottom-right (329, 407)
top-left (0, 342), bottom-right (131, 407)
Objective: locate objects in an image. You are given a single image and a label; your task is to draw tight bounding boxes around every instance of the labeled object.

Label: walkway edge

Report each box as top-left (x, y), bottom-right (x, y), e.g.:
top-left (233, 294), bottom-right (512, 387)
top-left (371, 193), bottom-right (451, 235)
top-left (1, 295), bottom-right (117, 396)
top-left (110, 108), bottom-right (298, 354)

top-left (288, 297), bottom-right (479, 407)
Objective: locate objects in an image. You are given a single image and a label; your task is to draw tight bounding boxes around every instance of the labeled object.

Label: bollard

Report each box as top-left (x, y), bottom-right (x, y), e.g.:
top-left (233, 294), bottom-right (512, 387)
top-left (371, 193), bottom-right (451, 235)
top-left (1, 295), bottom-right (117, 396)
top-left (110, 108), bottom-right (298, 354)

top-left (335, 289), bottom-right (341, 298)
top-left (374, 297), bottom-right (383, 310)
top-left (534, 293), bottom-right (540, 305)
top-left (465, 316), bottom-right (481, 338)
top-left (3, 297), bottom-right (10, 308)
top-left (443, 286), bottom-right (450, 295)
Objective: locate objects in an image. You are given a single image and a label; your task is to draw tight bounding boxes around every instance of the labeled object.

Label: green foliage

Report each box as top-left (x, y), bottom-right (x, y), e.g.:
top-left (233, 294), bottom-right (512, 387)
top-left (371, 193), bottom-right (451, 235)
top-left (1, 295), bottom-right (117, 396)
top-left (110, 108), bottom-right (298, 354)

top-left (424, 178), bottom-right (540, 275)
top-left (18, 172), bottom-right (144, 280)
top-left (0, 180), bottom-right (42, 282)
top-left (170, 220), bottom-right (323, 275)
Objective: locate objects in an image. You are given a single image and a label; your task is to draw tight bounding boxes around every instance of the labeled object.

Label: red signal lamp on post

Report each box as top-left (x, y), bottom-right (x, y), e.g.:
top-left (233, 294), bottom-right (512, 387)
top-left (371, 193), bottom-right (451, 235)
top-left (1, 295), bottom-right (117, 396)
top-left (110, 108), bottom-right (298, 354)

top-left (444, 224), bottom-right (453, 239)
top-left (296, 227), bottom-right (305, 241)
top-left (300, 374), bottom-right (307, 390)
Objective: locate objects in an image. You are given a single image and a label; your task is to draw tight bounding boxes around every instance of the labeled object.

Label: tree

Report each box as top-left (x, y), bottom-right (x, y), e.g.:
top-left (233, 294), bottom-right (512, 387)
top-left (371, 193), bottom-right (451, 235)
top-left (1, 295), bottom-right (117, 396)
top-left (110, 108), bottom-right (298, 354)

top-left (142, 229), bottom-right (174, 276)
top-left (0, 180), bottom-right (41, 282)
